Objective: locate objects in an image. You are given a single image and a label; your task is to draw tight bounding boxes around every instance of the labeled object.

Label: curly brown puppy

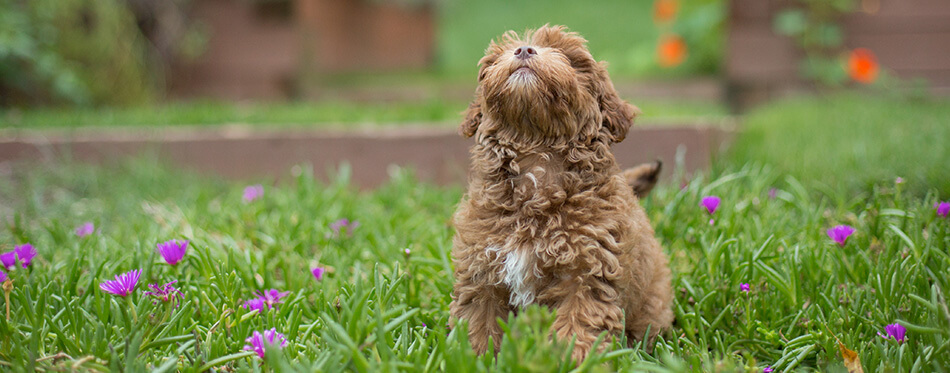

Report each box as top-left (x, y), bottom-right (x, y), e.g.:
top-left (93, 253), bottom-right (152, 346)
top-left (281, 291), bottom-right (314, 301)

top-left (449, 25), bottom-right (673, 362)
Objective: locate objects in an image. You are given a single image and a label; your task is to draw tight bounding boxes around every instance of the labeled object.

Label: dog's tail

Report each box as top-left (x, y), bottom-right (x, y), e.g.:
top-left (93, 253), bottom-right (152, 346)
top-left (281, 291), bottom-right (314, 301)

top-left (622, 160), bottom-right (662, 199)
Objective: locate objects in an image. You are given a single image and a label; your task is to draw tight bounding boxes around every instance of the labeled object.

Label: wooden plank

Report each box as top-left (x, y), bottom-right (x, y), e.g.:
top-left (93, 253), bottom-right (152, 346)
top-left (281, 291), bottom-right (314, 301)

top-left (730, 0), bottom-right (796, 21)
top-left (726, 24), bottom-right (800, 82)
top-left (844, 14), bottom-right (950, 34)
top-left (848, 33), bottom-right (950, 71)
top-left (861, 0), bottom-right (950, 17)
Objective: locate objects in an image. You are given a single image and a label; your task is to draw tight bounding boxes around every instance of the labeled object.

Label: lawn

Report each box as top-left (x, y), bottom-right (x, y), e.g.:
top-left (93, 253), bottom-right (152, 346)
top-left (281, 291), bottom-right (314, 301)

top-left (729, 92), bottom-right (950, 196)
top-left (0, 98), bottom-right (727, 129)
top-left (1, 92), bottom-right (948, 371)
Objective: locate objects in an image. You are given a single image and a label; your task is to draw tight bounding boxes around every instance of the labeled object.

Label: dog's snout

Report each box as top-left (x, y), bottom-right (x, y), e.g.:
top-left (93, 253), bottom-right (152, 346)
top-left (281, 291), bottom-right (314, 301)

top-left (514, 46), bottom-right (537, 60)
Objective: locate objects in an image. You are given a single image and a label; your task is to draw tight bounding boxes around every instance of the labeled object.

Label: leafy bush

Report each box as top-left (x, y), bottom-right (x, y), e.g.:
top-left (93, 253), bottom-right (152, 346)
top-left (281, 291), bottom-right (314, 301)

top-left (0, 0), bottom-right (153, 106)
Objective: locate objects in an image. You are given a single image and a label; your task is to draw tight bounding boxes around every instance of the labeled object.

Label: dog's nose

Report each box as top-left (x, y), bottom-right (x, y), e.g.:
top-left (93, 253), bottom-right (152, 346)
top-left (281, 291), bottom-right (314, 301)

top-left (514, 46), bottom-right (537, 60)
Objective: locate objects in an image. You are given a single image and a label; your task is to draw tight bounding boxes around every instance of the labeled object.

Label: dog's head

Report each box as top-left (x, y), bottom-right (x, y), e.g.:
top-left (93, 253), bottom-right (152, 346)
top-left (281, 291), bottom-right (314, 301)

top-left (460, 25), bottom-right (638, 145)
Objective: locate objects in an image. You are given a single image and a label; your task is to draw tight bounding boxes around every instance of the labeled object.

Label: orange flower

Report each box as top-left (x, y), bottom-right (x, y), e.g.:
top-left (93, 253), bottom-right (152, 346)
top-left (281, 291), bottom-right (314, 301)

top-left (653, 0), bottom-right (678, 24)
top-left (847, 48), bottom-right (879, 84)
top-left (657, 34), bottom-right (687, 68)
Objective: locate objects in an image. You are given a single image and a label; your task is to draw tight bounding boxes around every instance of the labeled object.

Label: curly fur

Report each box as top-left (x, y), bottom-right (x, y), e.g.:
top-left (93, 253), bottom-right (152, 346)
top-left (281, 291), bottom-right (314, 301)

top-left (449, 25), bottom-right (673, 362)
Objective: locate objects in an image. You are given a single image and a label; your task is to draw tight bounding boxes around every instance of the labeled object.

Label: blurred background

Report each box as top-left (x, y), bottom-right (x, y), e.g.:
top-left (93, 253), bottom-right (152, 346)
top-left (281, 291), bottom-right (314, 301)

top-left (0, 0), bottom-right (724, 109)
top-left (3, 0), bottom-right (948, 110)
top-left (1, 0), bottom-right (949, 193)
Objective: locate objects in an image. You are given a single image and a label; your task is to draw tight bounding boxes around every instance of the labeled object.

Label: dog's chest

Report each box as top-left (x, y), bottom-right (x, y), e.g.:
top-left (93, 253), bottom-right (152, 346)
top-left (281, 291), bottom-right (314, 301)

top-left (486, 245), bottom-right (538, 307)
top-left (508, 153), bottom-right (568, 199)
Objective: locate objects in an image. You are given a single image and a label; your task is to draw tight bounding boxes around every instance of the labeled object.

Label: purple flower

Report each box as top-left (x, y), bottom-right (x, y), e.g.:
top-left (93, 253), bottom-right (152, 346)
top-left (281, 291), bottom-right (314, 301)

top-left (763, 366), bottom-right (774, 373)
top-left (895, 177), bottom-right (904, 185)
top-left (827, 225), bottom-right (855, 247)
top-left (157, 240), bottom-right (189, 266)
top-left (75, 222), bottom-right (95, 237)
top-left (311, 267), bottom-right (325, 281)
top-left (0, 251), bottom-right (15, 270)
top-left (100, 269), bottom-right (141, 297)
top-left (243, 184), bottom-right (264, 202)
top-left (14, 244), bottom-right (37, 268)
top-left (0, 270), bottom-right (6, 283)
top-left (243, 297), bottom-right (266, 313)
top-left (740, 283), bottom-right (751, 292)
top-left (244, 328), bottom-right (288, 359)
top-left (880, 323), bottom-right (907, 343)
top-left (243, 289), bottom-right (290, 313)
top-left (258, 289), bottom-right (289, 308)
top-left (768, 188), bottom-right (777, 200)
top-left (936, 202), bottom-right (950, 218)
top-left (701, 196), bottom-right (720, 215)
top-left (144, 280), bottom-right (183, 307)
top-left (329, 218), bottom-right (360, 237)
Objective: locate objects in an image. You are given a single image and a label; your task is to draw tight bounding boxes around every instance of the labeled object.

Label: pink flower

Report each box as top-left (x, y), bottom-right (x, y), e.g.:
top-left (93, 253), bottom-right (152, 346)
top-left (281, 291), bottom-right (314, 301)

top-left (0, 270), bottom-right (6, 282)
top-left (936, 202), bottom-right (950, 218)
top-left (258, 289), bottom-right (289, 308)
top-left (243, 297), bottom-right (266, 313)
top-left (243, 184), bottom-right (264, 202)
top-left (701, 196), bottom-right (720, 215)
top-left (75, 222), bottom-right (95, 237)
top-left (144, 280), bottom-right (183, 307)
top-left (157, 240), bottom-right (189, 266)
top-left (100, 269), bottom-right (141, 297)
top-left (14, 244), bottom-right (37, 268)
top-left (768, 188), bottom-right (777, 200)
top-left (827, 225), bottom-right (855, 247)
top-left (0, 251), bottom-right (15, 270)
top-left (879, 323), bottom-right (907, 343)
top-left (328, 218), bottom-right (360, 237)
top-left (243, 289), bottom-right (290, 313)
top-left (763, 366), bottom-right (774, 373)
top-left (311, 267), bottom-right (325, 281)
top-left (244, 328), bottom-right (288, 359)
top-left (740, 283), bottom-right (751, 292)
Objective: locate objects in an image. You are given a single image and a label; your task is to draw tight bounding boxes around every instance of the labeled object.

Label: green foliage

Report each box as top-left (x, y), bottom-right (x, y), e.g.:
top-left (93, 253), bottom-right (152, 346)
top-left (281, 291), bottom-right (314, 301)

top-left (1, 150), bottom-right (949, 370)
top-left (650, 0), bottom-right (725, 77)
top-left (772, 0), bottom-right (856, 86)
top-left (438, 0), bottom-right (724, 79)
top-left (729, 93), bottom-right (950, 196)
top-left (0, 0), bottom-right (153, 106)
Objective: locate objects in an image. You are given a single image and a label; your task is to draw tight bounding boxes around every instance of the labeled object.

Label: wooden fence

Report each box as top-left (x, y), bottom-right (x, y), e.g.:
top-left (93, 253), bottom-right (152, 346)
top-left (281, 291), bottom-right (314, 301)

top-left (727, 0), bottom-right (950, 109)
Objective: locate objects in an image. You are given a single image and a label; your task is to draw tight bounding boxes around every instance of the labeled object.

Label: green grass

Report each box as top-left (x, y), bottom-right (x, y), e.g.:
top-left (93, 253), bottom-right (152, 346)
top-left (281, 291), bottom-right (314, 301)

top-left (0, 98), bottom-right (727, 129)
top-left (729, 93), bottom-right (950, 196)
top-left (2, 92), bottom-right (948, 371)
top-left (1, 152), bottom-right (948, 371)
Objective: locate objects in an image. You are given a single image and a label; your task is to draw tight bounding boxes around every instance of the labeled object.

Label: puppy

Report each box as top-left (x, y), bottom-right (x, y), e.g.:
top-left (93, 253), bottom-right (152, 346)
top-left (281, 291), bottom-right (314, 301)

top-left (449, 25), bottom-right (673, 362)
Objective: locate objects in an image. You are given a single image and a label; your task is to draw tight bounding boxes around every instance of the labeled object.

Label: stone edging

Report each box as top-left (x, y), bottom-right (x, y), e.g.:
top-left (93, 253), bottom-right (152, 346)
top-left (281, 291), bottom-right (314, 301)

top-left (0, 120), bottom-right (736, 188)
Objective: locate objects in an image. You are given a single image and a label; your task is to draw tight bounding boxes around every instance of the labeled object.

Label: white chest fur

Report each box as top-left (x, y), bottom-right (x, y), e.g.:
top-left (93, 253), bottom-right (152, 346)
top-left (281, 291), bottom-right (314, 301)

top-left (486, 246), bottom-right (537, 307)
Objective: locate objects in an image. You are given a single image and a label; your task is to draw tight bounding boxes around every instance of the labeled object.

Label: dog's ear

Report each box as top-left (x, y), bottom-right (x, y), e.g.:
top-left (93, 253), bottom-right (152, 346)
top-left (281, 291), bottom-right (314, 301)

top-left (459, 99), bottom-right (482, 138)
top-left (596, 64), bottom-right (639, 143)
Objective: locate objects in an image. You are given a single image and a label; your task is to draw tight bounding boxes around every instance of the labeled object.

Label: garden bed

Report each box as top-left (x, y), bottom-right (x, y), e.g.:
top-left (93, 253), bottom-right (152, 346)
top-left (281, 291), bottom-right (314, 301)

top-left (0, 120), bottom-right (735, 188)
